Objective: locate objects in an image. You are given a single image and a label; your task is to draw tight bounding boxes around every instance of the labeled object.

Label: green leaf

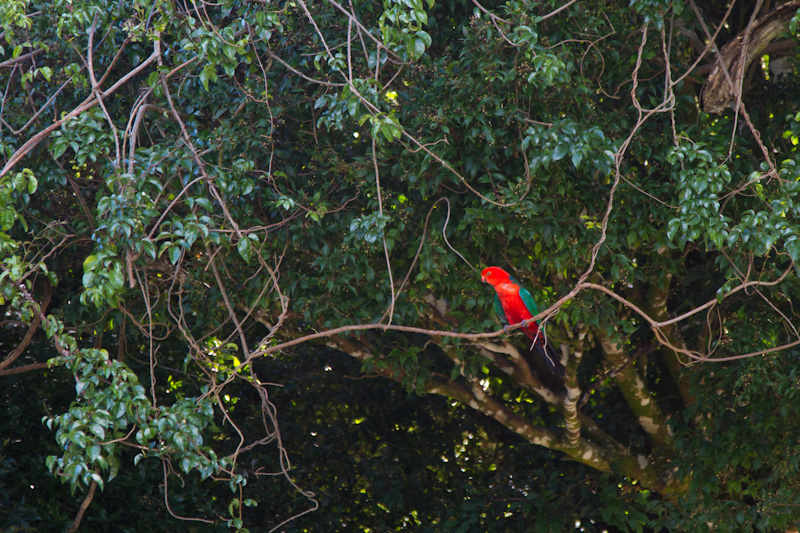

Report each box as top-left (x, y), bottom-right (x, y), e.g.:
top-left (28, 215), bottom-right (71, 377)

top-left (89, 423), bottom-right (106, 440)
top-left (0, 207), bottom-right (16, 230)
top-left (70, 430), bottom-right (87, 448)
top-left (415, 30), bottom-right (431, 47)
top-left (168, 246), bottom-right (181, 264)
top-left (414, 38), bottom-right (426, 58)
top-left (552, 144), bottom-right (568, 161)
top-left (237, 237), bottom-right (252, 263)
top-left (90, 472), bottom-right (104, 490)
top-left (83, 254), bottom-right (99, 272)
top-left (223, 44), bottom-right (236, 61)
top-left (109, 267), bottom-right (124, 290)
top-left (181, 456), bottom-right (195, 473)
top-left (348, 97), bottom-right (359, 117)
top-left (87, 444), bottom-right (101, 462)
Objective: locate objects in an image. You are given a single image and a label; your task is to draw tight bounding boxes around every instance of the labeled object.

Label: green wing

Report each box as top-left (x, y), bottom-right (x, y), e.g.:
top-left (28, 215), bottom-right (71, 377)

top-left (493, 295), bottom-right (507, 323)
top-left (509, 275), bottom-right (540, 317)
top-left (517, 286), bottom-right (540, 317)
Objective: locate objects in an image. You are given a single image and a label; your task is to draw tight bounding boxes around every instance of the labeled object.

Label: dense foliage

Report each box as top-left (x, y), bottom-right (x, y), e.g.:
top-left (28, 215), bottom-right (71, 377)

top-left (3, 0), bottom-right (800, 530)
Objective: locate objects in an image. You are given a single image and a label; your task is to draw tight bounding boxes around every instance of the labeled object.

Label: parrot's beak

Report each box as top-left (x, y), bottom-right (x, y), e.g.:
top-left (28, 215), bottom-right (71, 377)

top-left (481, 275), bottom-right (487, 283)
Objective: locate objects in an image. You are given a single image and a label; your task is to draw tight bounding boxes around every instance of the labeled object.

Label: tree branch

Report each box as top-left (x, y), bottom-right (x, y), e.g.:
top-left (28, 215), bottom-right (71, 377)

top-left (0, 35), bottom-right (162, 179)
top-left (66, 472), bottom-right (99, 533)
top-left (1, 282), bottom-right (51, 371)
top-left (595, 327), bottom-right (675, 458)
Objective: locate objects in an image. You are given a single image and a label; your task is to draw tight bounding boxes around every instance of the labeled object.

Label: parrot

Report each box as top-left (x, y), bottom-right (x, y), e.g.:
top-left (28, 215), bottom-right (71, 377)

top-left (481, 266), bottom-right (565, 379)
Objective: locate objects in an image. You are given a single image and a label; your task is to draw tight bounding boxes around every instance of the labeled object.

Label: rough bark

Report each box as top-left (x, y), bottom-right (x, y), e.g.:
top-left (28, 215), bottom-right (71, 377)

top-left (645, 274), bottom-right (694, 408)
top-left (702, 0), bottom-right (800, 113)
top-left (0, 283), bottom-right (51, 373)
top-left (595, 328), bottom-right (676, 459)
top-left (477, 341), bottom-right (559, 403)
top-left (562, 332), bottom-right (586, 448)
top-left (324, 326), bottom-right (686, 497)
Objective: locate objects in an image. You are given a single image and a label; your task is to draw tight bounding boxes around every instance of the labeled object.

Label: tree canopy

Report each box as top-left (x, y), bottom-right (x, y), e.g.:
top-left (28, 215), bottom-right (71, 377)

top-left (3, 0), bottom-right (800, 530)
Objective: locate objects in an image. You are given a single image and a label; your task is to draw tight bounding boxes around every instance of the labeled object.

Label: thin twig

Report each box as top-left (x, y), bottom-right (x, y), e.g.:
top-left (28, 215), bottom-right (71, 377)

top-left (66, 471), bottom-right (99, 533)
top-left (0, 36), bottom-right (162, 179)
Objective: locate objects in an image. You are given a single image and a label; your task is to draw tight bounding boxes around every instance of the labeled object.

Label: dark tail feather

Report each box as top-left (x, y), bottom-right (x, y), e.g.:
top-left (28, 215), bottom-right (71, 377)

top-left (533, 339), bottom-right (565, 380)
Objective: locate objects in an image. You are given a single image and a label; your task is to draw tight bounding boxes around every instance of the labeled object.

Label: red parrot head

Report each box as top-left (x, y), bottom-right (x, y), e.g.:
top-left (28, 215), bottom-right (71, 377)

top-left (481, 266), bottom-right (511, 286)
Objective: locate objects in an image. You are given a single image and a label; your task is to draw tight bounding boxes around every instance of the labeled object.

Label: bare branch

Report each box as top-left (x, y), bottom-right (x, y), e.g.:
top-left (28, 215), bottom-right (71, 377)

top-left (66, 472), bottom-right (100, 533)
top-left (0, 35), bottom-right (162, 179)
